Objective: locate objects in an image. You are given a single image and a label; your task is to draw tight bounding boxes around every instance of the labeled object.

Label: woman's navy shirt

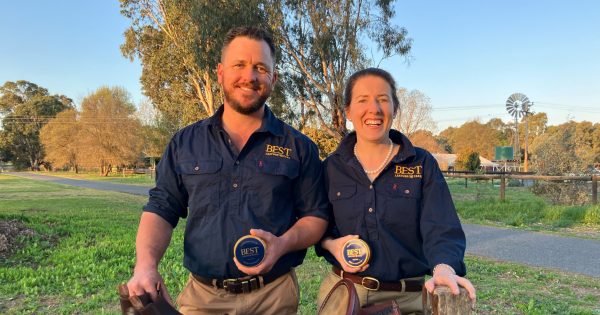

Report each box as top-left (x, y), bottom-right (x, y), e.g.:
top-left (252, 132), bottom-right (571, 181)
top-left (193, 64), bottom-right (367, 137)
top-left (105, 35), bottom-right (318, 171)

top-left (317, 130), bottom-right (466, 281)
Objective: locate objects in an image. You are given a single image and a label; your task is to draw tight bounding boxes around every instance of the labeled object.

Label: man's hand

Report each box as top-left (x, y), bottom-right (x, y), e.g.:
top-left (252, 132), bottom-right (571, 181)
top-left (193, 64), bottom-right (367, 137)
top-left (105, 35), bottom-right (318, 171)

top-left (322, 235), bottom-right (369, 274)
top-left (234, 229), bottom-right (283, 275)
top-left (424, 264), bottom-right (476, 301)
top-left (127, 266), bottom-right (173, 304)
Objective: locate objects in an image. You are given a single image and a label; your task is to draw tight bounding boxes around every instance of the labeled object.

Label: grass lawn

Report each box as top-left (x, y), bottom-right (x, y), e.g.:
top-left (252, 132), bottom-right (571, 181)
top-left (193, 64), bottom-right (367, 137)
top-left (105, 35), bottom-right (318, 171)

top-left (447, 178), bottom-right (600, 240)
top-left (31, 171), bottom-right (155, 186)
top-left (1, 175), bottom-right (599, 314)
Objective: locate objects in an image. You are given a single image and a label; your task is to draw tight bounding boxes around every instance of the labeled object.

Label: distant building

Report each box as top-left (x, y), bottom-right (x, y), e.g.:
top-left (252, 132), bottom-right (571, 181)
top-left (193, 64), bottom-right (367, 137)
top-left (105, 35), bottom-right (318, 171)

top-left (432, 153), bottom-right (499, 172)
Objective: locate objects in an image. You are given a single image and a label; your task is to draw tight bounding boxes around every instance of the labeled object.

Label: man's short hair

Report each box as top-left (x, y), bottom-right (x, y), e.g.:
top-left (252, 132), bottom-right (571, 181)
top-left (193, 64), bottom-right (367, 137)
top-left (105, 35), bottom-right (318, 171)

top-left (222, 26), bottom-right (276, 62)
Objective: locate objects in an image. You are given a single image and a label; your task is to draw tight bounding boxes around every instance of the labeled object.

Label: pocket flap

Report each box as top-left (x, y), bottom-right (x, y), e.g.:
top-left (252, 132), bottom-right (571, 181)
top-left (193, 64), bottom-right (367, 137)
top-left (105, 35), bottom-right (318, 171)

top-left (329, 184), bottom-right (357, 201)
top-left (178, 159), bottom-right (222, 175)
top-left (256, 159), bottom-right (300, 178)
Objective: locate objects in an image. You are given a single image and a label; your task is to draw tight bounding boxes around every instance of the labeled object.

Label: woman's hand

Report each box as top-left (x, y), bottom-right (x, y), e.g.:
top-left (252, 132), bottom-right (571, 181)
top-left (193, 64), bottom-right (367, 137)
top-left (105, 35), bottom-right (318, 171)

top-left (321, 235), bottom-right (369, 273)
top-left (425, 264), bottom-right (476, 301)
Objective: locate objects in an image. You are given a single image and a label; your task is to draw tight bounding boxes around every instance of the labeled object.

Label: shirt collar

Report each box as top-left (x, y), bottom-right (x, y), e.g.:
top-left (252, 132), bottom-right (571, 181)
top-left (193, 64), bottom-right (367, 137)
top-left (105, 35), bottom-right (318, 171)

top-left (334, 129), bottom-right (417, 163)
top-left (207, 104), bottom-right (284, 137)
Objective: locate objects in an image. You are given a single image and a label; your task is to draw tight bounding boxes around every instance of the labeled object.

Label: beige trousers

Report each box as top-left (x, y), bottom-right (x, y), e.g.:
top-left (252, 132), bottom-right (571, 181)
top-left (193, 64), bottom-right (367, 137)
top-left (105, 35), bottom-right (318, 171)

top-left (317, 272), bottom-right (424, 315)
top-left (177, 270), bottom-right (299, 315)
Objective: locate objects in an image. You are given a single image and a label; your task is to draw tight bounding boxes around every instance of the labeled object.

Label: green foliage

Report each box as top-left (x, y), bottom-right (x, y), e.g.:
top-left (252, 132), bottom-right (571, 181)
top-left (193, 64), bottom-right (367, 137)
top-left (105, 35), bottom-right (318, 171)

top-left (0, 81), bottom-right (73, 169)
top-left (455, 150), bottom-right (480, 171)
top-left (439, 120), bottom-right (505, 159)
top-left (302, 127), bottom-right (339, 159)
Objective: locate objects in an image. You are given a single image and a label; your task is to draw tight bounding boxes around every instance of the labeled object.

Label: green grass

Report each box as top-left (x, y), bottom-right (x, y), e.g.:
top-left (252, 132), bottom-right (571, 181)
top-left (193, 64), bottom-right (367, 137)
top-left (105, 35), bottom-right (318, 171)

top-left (30, 171), bottom-right (155, 186)
top-left (1, 175), bottom-right (600, 314)
top-left (447, 178), bottom-right (600, 239)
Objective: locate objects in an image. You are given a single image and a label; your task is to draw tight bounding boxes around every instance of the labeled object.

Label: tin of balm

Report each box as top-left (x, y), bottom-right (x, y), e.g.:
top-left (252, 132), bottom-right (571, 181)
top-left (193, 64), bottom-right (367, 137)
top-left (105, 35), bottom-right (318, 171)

top-left (342, 238), bottom-right (370, 268)
top-left (234, 235), bottom-right (266, 267)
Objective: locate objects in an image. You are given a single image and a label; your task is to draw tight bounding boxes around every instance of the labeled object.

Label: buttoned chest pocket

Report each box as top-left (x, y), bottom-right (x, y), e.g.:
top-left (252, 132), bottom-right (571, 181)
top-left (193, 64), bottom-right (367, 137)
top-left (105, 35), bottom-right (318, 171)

top-left (382, 181), bottom-right (423, 228)
top-left (328, 184), bottom-right (362, 234)
top-left (178, 159), bottom-right (222, 219)
top-left (248, 159), bottom-right (300, 222)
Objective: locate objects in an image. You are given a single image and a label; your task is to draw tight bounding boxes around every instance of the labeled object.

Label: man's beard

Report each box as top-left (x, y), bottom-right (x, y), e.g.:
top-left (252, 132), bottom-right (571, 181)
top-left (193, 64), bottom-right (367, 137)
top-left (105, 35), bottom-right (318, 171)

top-left (223, 86), bottom-right (270, 115)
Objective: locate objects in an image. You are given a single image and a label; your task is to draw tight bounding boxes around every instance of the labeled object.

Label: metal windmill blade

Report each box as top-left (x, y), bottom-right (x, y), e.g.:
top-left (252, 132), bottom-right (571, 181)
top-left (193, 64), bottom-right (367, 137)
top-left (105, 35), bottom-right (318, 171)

top-left (506, 93), bottom-right (531, 118)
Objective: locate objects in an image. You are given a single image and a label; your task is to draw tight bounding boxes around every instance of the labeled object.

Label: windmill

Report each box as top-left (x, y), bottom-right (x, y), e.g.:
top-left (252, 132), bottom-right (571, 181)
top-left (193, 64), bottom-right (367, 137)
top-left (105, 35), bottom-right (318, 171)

top-left (506, 93), bottom-right (532, 171)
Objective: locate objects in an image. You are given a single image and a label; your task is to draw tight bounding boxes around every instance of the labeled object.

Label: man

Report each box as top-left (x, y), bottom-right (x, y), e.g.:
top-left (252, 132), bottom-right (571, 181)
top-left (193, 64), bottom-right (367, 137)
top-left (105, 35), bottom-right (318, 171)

top-left (127, 26), bottom-right (329, 314)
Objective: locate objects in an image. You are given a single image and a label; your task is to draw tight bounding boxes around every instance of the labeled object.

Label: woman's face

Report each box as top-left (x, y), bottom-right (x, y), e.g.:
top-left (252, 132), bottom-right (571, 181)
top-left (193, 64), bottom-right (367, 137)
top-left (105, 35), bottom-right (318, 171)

top-left (346, 75), bottom-right (396, 143)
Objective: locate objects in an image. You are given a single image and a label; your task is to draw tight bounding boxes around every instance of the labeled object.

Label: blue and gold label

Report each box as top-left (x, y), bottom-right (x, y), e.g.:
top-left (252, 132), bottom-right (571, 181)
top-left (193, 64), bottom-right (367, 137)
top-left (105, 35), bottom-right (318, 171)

top-left (342, 239), bottom-right (370, 268)
top-left (265, 144), bottom-right (292, 159)
top-left (234, 235), bottom-right (266, 267)
top-left (394, 165), bottom-right (423, 179)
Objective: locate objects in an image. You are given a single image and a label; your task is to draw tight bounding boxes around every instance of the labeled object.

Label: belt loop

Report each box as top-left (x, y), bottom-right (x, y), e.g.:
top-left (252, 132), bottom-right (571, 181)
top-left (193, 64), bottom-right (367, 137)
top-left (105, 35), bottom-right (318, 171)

top-left (258, 275), bottom-right (265, 287)
top-left (211, 279), bottom-right (218, 289)
top-left (400, 279), bottom-right (406, 293)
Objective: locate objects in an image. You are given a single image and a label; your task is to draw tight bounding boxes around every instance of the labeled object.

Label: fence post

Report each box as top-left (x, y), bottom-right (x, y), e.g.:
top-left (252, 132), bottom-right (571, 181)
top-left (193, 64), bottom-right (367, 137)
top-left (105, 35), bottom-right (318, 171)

top-left (500, 175), bottom-right (506, 201)
top-left (593, 175), bottom-right (598, 205)
top-left (423, 286), bottom-right (474, 315)
top-left (464, 178), bottom-right (468, 188)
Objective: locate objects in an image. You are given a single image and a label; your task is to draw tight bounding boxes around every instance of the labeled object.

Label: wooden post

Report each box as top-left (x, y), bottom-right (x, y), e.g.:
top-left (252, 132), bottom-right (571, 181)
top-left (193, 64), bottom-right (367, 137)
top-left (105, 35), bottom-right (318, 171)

top-left (464, 178), bottom-right (468, 188)
top-left (593, 175), bottom-right (598, 205)
top-left (423, 286), bottom-right (474, 315)
top-left (500, 175), bottom-right (506, 201)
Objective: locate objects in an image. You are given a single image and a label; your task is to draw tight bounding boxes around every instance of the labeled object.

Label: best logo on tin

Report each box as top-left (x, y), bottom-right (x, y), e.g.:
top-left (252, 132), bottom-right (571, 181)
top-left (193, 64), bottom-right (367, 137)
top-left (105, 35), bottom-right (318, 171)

top-left (234, 235), bottom-right (266, 268)
top-left (342, 239), bottom-right (370, 268)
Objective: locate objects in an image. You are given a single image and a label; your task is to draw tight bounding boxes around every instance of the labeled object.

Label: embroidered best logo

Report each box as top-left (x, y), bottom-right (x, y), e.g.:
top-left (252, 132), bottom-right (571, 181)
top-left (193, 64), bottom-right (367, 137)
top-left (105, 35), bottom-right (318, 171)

top-left (265, 144), bottom-right (292, 159)
top-left (394, 165), bottom-right (423, 179)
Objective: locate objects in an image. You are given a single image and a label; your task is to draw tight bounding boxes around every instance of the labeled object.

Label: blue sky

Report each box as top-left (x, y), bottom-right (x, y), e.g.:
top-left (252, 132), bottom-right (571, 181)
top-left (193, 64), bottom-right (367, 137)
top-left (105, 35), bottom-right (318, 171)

top-left (1, 1), bottom-right (599, 132)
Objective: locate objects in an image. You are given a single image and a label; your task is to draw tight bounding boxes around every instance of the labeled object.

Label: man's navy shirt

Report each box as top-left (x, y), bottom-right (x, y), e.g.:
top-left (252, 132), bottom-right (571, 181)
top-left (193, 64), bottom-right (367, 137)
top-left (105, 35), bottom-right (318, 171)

top-left (144, 105), bottom-right (329, 279)
top-left (316, 130), bottom-right (466, 281)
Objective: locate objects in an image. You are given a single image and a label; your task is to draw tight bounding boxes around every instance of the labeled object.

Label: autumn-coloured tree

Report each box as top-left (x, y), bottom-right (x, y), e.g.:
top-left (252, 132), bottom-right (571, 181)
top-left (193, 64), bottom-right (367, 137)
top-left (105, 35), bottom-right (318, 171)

top-left (408, 130), bottom-right (445, 153)
top-left (439, 120), bottom-right (504, 160)
top-left (78, 87), bottom-right (144, 176)
top-left (40, 109), bottom-right (81, 172)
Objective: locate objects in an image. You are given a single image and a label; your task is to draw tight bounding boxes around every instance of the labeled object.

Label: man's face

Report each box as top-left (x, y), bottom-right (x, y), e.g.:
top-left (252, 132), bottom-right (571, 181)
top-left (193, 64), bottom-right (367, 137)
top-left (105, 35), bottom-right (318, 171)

top-left (217, 36), bottom-right (277, 115)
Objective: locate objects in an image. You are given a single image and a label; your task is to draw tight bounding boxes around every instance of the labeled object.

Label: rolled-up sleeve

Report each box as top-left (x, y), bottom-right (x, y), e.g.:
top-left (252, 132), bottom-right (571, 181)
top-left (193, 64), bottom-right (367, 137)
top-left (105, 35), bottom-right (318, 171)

top-left (419, 153), bottom-right (467, 276)
top-left (143, 137), bottom-right (188, 228)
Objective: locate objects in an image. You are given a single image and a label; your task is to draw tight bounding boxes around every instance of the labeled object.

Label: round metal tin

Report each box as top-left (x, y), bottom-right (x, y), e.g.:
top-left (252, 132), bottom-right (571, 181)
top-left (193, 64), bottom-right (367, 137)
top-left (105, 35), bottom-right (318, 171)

top-left (234, 235), bottom-right (266, 267)
top-left (342, 239), bottom-right (370, 268)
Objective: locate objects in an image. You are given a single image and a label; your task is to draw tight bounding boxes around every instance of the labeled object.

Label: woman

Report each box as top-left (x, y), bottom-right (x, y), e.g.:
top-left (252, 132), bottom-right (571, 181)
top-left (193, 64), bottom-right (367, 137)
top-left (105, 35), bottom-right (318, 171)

top-left (316, 68), bottom-right (475, 314)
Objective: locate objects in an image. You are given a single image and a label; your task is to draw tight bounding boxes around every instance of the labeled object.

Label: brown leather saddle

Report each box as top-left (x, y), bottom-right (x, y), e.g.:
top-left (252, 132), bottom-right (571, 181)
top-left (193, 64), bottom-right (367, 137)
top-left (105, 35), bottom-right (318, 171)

top-left (118, 283), bottom-right (181, 315)
top-left (319, 278), bottom-right (401, 315)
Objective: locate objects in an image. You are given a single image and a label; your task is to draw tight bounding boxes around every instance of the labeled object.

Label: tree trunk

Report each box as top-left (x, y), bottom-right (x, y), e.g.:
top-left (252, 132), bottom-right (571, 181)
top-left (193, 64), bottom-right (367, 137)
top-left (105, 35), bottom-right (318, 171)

top-left (423, 286), bottom-right (474, 315)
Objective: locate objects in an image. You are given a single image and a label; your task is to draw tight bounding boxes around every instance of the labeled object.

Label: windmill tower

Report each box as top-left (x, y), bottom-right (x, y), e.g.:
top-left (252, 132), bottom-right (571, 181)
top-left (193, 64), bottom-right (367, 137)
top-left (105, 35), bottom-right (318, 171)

top-left (506, 93), bottom-right (532, 170)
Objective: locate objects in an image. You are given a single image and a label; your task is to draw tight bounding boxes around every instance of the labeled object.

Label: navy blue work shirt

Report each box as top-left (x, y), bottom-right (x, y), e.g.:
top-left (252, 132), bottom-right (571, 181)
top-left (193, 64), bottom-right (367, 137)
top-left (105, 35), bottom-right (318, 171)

top-left (144, 105), bottom-right (329, 279)
top-left (316, 130), bottom-right (466, 281)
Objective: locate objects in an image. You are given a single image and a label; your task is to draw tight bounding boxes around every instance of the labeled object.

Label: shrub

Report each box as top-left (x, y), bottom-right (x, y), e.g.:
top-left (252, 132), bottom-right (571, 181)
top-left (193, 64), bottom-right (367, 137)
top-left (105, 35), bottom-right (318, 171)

top-left (530, 182), bottom-right (589, 206)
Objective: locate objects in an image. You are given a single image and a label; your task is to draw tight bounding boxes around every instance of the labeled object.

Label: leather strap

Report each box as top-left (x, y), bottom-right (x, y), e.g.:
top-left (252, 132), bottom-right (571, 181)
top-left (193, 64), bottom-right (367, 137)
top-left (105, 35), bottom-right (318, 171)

top-left (192, 269), bottom-right (289, 294)
top-left (333, 266), bottom-right (423, 292)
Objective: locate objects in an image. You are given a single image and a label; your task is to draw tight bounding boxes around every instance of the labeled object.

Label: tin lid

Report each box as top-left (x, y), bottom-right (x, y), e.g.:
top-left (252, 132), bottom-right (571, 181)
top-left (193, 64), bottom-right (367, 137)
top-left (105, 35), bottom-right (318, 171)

top-left (234, 235), bottom-right (266, 267)
top-left (342, 238), bottom-right (370, 268)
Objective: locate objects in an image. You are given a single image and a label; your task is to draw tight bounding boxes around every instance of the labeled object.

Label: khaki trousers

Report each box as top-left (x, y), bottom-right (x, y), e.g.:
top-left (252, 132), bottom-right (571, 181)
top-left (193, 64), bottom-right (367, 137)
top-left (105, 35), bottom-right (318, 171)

top-left (176, 270), bottom-right (299, 315)
top-left (317, 272), bottom-right (424, 315)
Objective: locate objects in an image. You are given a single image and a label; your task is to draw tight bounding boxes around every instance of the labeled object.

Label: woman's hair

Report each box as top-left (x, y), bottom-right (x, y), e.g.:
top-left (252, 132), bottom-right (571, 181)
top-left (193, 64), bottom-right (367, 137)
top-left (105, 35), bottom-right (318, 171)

top-left (343, 68), bottom-right (399, 113)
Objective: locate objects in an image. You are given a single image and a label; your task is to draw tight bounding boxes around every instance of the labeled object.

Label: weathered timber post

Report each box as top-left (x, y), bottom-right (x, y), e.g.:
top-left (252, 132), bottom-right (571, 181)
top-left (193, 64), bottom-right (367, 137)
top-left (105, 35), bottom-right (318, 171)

top-left (593, 175), bottom-right (598, 205)
top-left (423, 286), bottom-right (474, 315)
top-left (500, 175), bottom-right (506, 201)
top-left (464, 178), bottom-right (468, 188)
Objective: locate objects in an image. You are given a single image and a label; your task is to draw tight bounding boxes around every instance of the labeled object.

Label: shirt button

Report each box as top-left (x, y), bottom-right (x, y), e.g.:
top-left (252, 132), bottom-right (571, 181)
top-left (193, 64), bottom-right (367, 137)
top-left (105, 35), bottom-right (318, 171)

top-left (336, 192), bottom-right (341, 197)
top-left (369, 185), bottom-right (373, 190)
top-left (194, 166), bottom-right (199, 171)
top-left (404, 189), bottom-right (410, 194)
top-left (235, 160), bottom-right (240, 165)
top-left (368, 208), bottom-right (374, 213)
top-left (233, 183), bottom-right (238, 188)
